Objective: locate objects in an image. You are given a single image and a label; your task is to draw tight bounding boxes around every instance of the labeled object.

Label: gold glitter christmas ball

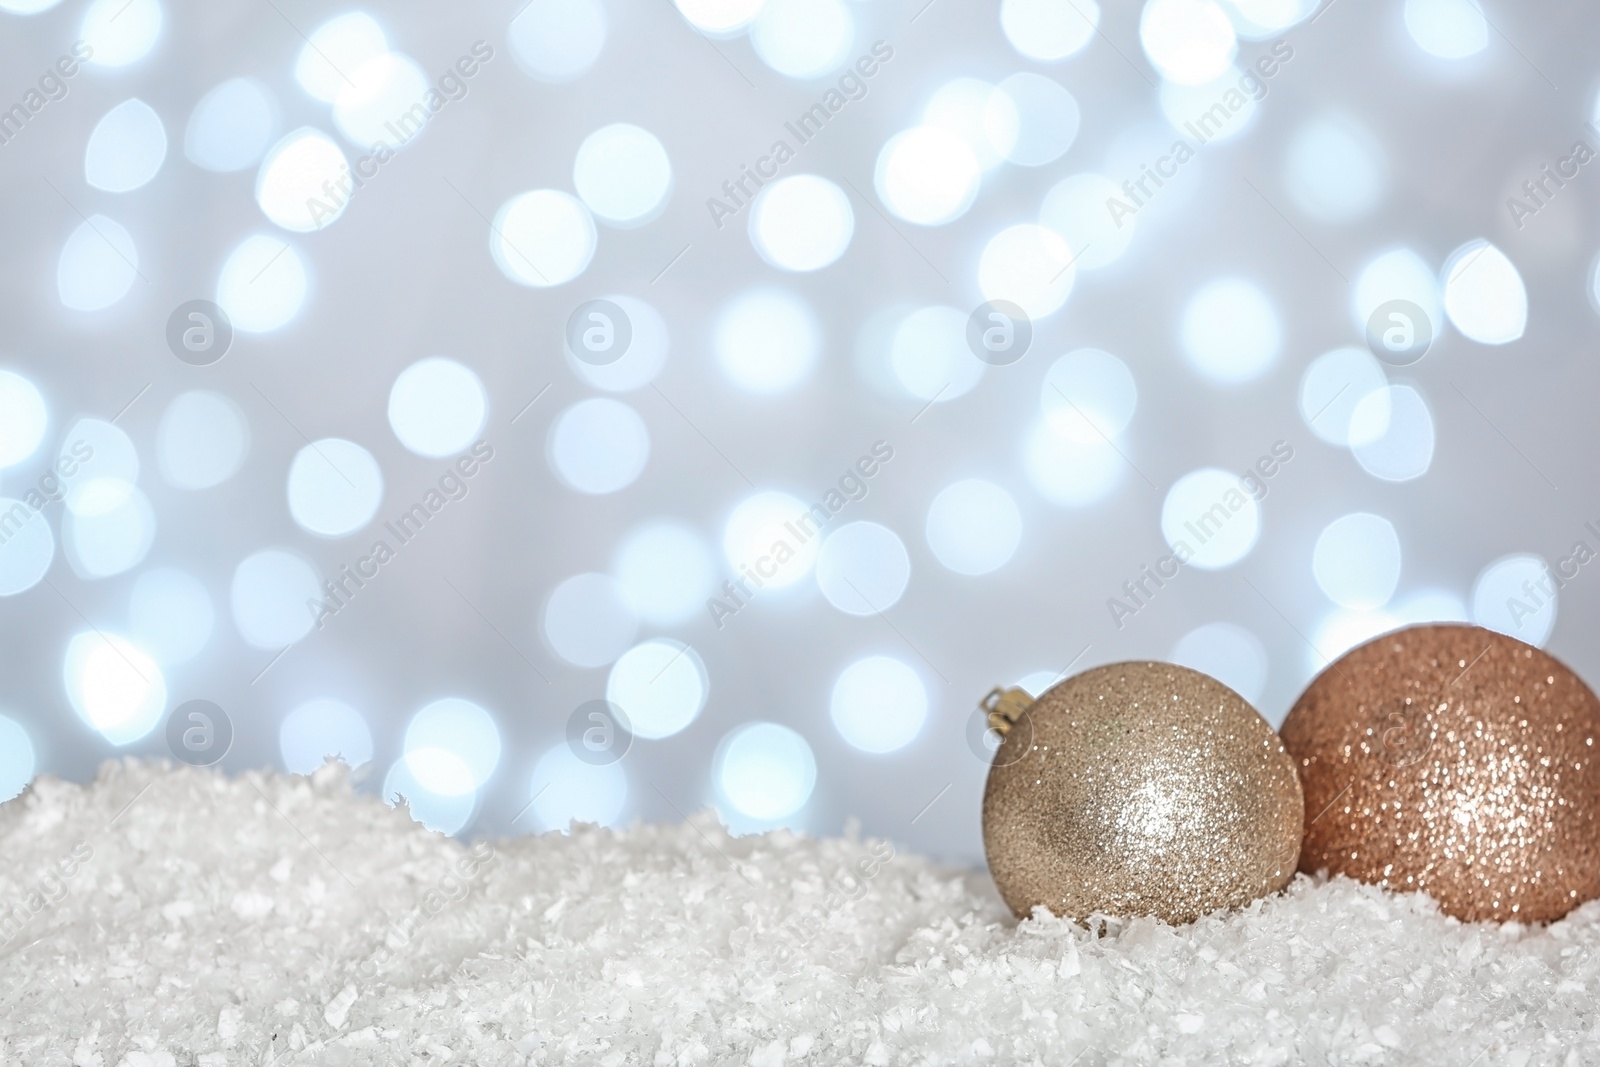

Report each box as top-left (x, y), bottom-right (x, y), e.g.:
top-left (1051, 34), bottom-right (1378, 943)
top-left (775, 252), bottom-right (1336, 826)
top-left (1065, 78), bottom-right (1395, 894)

top-left (1281, 624), bottom-right (1600, 923)
top-left (982, 662), bottom-right (1304, 924)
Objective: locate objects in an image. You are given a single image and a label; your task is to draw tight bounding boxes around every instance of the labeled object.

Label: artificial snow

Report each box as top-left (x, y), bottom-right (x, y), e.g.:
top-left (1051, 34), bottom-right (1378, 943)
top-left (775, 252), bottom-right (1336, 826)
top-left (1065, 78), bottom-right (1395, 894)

top-left (0, 762), bottom-right (1595, 1065)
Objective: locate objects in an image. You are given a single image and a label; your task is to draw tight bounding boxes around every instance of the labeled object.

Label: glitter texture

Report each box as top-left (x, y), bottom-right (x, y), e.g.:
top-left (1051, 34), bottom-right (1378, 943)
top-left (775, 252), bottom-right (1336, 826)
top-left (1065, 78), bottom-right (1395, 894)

top-left (1281, 623), bottom-right (1600, 923)
top-left (982, 662), bottom-right (1303, 924)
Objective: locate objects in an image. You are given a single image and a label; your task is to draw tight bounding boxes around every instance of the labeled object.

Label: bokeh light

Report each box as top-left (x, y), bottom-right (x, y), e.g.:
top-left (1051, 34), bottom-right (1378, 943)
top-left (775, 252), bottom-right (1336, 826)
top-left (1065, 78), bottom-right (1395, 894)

top-left (61, 419), bottom-right (138, 518)
top-left (1039, 173), bottom-right (1137, 270)
top-left (492, 189), bottom-right (597, 287)
top-left (831, 656), bottom-right (927, 754)
top-left (185, 78), bottom-right (277, 173)
top-left (0, 716), bottom-right (35, 802)
top-left (815, 521), bottom-right (910, 615)
top-left (1352, 247), bottom-right (1442, 335)
top-left (888, 305), bottom-right (983, 402)
top-left (547, 398), bottom-right (650, 494)
top-left (7, 0), bottom-right (1592, 875)
top-left (334, 53), bottom-right (432, 151)
top-left (280, 698), bottom-right (373, 774)
top-left (1472, 554), bottom-right (1555, 647)
top-left (1350, 385), bottom-right (1434, 482)
top-left (58, 216), bottom-right (138, 312)
top-left (607, 639), bottom-right (708, 739)
top-left (1405, 0), bottom-right (1488, 59)
top-left (231, 549), bottom-right (320, 649)
top-left (509, 0), bottom-right (607, 82)
top-left (1023, 424), bottom-right (1124, 508)
top-left (81, 0), bottom-right (161, 66)
top-left (0, 371), bottom-right (47, 469)
top-left (1139, 0), bottom-right (1238, 85)
top-left (988, 73), bottom-right (1079, 166)
top-left (401, 746), bottom-right (476, 799)
top-left (1299, 347), bottom-right (1389, 448)
top-left (925, 78), bottom-right (1012, 171)
top-left (129, 568), bottom-right (213, 665)
top-left (1171, 622), bottom-right (1268, 705)
top-left (1283, 114), bottom-right (1385, 224)
top-left (84, 99), bottom-right (166, 193)
top-left (1309, 608), bottom-right (1401, 674)
top-left (875, 126), bottom-right (980, 226)
top-left (749, 175), bottom-right (854, 272)
top-left (1312, 512), bottom-right (1401, 609)
top-left (158, 391), bottom-right (250, 490)
top-left (1161, 468), bottom-right (1260, 570)
top-left (217, 235), bottom-right (308, 333)
top-left (388, 358), bottom-right (487, 458)
top-left (256, 129), bottom-right (351, 232)
top-left (567, 295), bottom-right (671, 392)
top-left (542, 572), bottom-right (639, 668)
top-left (1159, 66), bottom-right (1259, 142)
top-left (63, 631), bottom-right (166, 746)
top-left (64, 487), bottom-right (156, 579)
top-left (1220, 0), bottom-right (1315, 36)
top-left (295, 12), bottom-right (387, 103)
top-left (574, 125), bottom-right (673, 228)
top-left (723, 490), bottom-right (820, 589)
top-left (1180, 278), bottom-right (1280, 385)
top-left (1040, 349), bottom-right (1137, 442)
top-left (978, 224), bottom-right (1076, 319)
top-left (1391, 588), bottom-right (1469, 626)
top-left (1590, 248), bottom-right (1600, 316)
top-left (287, 439), bottom-right (384, 539)
top-left (715, 722), bottom-right (817, 821)
top-left (926, 480), bottom-right (1022, 576)
top-left (1443, 240), bottom-right (1527, 345)
top-left (528, 744), bottom-right (628, 831)
top-left (0, 496), bottom-right (55, 596)
top-left (613, 520), bottom-right (716, 627)
top-left (1016, 671), bottom-right (1062, 698)
top-left (1001, 0), bottom-right (1098, 61)
top-left (750, 0), bottom-right (853, 79)
top-left (384, 756), bottom-right (477, 836)
top-left (673, 0), bottom-right (764, 36)
top-left (714, 289), bottom-right (820, 394)
top-left (404, 697), bottom-right (502, 794)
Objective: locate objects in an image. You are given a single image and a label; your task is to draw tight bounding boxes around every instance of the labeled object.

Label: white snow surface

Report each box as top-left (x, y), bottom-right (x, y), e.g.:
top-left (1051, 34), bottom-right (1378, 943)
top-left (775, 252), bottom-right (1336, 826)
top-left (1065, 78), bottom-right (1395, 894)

top-left (0, 762), bottom-right (1595, 1066)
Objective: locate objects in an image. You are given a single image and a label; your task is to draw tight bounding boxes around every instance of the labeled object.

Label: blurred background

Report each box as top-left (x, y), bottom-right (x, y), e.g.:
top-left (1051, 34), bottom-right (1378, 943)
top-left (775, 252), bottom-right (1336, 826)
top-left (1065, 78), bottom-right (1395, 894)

top-left (0, 0), bottom-right (1596, 866)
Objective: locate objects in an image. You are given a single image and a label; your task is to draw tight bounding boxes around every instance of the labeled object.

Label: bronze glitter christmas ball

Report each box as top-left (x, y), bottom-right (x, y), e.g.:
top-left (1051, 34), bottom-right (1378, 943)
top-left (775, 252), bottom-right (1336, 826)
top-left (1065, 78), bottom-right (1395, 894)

top-left (982, 662), bottom-right (1304, 924)
top-left (1280, 624), bottom-right (1600, 923)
